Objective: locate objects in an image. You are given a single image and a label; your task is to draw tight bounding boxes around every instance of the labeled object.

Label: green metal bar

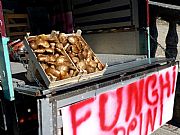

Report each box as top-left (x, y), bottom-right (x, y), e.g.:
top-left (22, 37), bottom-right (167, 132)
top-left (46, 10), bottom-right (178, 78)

top-left (146, 0), bottom-right (151, 64)
top-left (0, 36), bottom-right (14, 101)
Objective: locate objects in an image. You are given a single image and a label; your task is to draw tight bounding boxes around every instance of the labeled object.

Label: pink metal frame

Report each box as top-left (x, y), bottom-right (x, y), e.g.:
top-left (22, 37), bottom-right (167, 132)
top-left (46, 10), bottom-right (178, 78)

top-left (0, 0), bottom-right (6, 37)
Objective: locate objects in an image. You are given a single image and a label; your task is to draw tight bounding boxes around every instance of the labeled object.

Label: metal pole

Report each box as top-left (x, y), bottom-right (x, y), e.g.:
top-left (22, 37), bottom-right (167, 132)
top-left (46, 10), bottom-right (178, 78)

top-left (146, 0), bottom-right (151, 64)
top-left (0, 36), bottom-right (15, 101)
top-left (0, 1), bottom-right (19, 134)
top-left (0, 0), bottom-right (14, 101)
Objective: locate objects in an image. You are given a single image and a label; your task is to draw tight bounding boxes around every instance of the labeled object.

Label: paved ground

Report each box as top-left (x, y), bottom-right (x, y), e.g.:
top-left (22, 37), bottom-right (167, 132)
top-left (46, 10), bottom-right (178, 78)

top-left (152, 124), bottom-right (180, 135)
top-left (156, 19), bottom-right (180, 63)
top-left (151, 19), bottom-right (180, 135)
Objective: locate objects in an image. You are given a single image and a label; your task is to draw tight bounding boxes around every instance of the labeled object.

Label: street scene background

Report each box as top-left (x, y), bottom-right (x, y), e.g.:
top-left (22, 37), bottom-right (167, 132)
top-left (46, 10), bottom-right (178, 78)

top-left (152, 19), bottom-right (180, 135)
top-left (156, 19), bottom-right (180, 62)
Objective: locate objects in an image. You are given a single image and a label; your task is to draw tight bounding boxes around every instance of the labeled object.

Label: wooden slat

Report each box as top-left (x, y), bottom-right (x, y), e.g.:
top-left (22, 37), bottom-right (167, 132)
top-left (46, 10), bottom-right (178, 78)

top-left (73, 0), bottom-right (132, 32)
top-left (4, 13), bottom-right (29, 39)
top-left (75, 10), bottom-right (130, 23)
top-left (8, 32), bottom-right (27, 36)
top-left (5, 14), bottom-right (28, 19)
top-left (74, 0), bottom-right (129, 14)
top-left (6, 23), bottom-right (28, 28)
top-left (76, 22), bottom-right (131, 31)
top-left (149, 1), bottom-right (180, 10)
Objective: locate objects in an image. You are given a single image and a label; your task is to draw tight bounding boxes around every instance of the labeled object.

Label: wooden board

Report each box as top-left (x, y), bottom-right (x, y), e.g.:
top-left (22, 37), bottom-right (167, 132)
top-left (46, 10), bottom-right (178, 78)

top-left (4, 13), bottom-right (30, 39)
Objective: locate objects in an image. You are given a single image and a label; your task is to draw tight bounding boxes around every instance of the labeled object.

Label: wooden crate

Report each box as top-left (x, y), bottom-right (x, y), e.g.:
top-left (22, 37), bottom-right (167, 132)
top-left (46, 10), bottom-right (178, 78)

top-left (24, 36), bottom-right (80, 88)
top-left (23, 33), bottom-right (107, 88)
top-left (4, 13), bottom-right (30, 39)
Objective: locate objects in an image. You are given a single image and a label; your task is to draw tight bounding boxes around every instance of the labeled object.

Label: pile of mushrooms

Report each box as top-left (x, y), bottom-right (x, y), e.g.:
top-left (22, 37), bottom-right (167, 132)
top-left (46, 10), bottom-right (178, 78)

top-left (66, 35), bottom-right (105, 74)
top-left (27, 31), bottom-right (105, 82)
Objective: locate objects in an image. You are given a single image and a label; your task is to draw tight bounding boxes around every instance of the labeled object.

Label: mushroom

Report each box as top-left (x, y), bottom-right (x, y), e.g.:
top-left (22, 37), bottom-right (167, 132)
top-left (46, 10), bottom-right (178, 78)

top-left (78, 53), bottom-right (84, 60)
top-left (41, 63), bottom-right (49, 70)
top-left (49, 36), bottom-right (59, 43)
top-left (58, 33), bottom-right (68, 44)
top-left (50, 65), bottom-right (55, 69)
top-left (37, 54), bottom-right (44, 57)
top-left (56, 43), bottom-right (64, 49)
top-left (66, 45), bottom-right (72, 52)
top-left (49, 31), bottom-right (59, 42)
top-left (72, 70), bottom-right (79, 77)
top-left (69, 70), bottom-right (74, 77)
top-left (87, 50), bottom-right (93, 58)
top-left (45, 48), bottom-right (54, 53)
top-left (86, 57), bottom-right (92, 63)
top-left (37, 56), bottom-right (47, 62)
top-left (86, 66), bottom-right (95, 73)
top-left (68, 36), bottom-right (78, 45)
top-left (47, 61), bottom-right (56, 65)
top-left (36, 38), bottom-right (50, 48)
top-left (27, 36), bottom-right (36, 42)
top-left (89, 60), bottom-right (97, 68)
top-left (56, 65), bottom-right (70, 79)
top-left (77, 61), bottom-right (86, 70)
top-left (54, 53), bottom-right (60, 58)
top-left (84, 45), bottom-right (90, 50)
top-left (50, 43), bottom-right (56, 49)
top-left (48, 73), bottom-right (57, 82)
top-left (83, 70), bottom-right (88, 74)
top-left (56, 65), bottom-right (69, 73)
top-left (61, 72), bottom-right (70, 79)
top-left (56, 56), bottom-right (68, 65)
top-left (80, 40), bottom-right (86, 49)
top-left (48, 55), bottom-right (56, 62)
top-left (76, 42), bottom-right (82, 51)
top-left (95, 68), bottom-right (100, 72)
top-left (72, 57), bottom-right (79, 64)
top-left (55, 48), bottom-right (66, 55)
top-left (46, 67), bottom-right (61, 80)
top-left (37, 55), bottom-right (48, 62)
top-left (93, 56), bottom-right (99, 63)
top-left (72, 45), bottom-right (79, 54)
top-left (68, 52), bottom-right (77, 58)
top-left (64, 62), bottom-right (76, 70)
top-left (29, 41), bottom-right (38, 50)
top-left (38, 34), bottom-right (49, 41)
top-left (50, 30), bottom-right (57, 37)
top-left (98, 63), bottom-right (104, 70)
top-left (34, 49), bottom-right (45, 54)
top-left (82, 49), bottom-right (88, 58)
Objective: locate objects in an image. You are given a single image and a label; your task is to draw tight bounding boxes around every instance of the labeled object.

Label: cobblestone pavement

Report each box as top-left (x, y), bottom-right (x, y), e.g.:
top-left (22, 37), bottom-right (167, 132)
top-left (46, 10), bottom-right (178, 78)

top-left (152, 124), bottom-right (180, 135)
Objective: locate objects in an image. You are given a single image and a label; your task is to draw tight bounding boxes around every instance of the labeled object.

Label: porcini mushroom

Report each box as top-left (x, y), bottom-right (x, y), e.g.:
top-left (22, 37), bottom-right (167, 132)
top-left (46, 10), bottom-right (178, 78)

top-left (58, 33), bottom-right (68, 44)
top-left (34, 49), bottom-right (45, 54)
top-left (29, 41), bottom-right (38, 50)
top-left (56, 56), bottom-right (68, 65)
top-left (36, 38), bottom-right (50, 48)
top-left (68, 36), bottom-right (78, 45)
top-left (46, 67), bottom-right (61, 80)
top-left (77, 61), bottom-right (86, 70)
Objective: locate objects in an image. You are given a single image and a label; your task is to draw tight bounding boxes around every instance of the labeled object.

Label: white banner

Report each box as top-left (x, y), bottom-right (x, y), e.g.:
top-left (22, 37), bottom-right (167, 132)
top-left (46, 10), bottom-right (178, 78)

top-left (62, 65), bottom-right (178, 135)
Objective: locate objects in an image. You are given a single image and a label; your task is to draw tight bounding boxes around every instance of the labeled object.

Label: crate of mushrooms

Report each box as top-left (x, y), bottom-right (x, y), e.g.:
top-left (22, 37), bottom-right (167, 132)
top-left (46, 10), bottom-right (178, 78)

top-left (24, 30), bottom-right (106, 88)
